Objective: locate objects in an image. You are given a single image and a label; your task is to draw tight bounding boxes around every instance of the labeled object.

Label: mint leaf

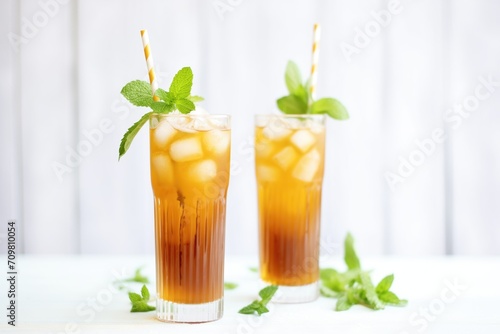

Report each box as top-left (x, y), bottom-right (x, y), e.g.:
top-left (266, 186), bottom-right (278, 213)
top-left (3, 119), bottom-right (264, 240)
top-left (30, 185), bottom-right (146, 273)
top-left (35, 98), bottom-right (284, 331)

top-left (249, 267), bottom-right (258, 273)
top-left (346, 286), bottom-right (365, 305)
top-left (150, 101), bottom-right (175, 113)
top-left (238, 301), bottom-right (269, 316)
top-left (141, 285), bottom-right (150, 301)
top-left (285, 61), bottom-right (303, 95)
top-left (169, 67), bottom-right (193, 99)
top-left (320, 268), bottom-right (345, 292)
top-left (238, 301), bottom-right (261, 315)
top-left (187, 95), bottom-right (204, 102)
top-left (335, 293), bottom-right (352, 311)
top-left (311, 98), bottom-right (349, 120)
top-left (359, 271), bottom-right (384, 310)
top-left (375, 274), bottom-right (394, 294)
top-left (121, 80), bottom-right (154, 107)
top-left (256, 304), bottom-right (269, 315)
top-left (128, 292), bottom-right (142, 303)
top-left (320, 285), bottom-right (338, 298)
top-left (118, 112), bottom-right (152, 160)
top-left (238, 285), bottom-right (278, 316)
top-left (124, 267), bottom-right (150, 284)
top-left (155, 88), bottom-right (174, 103)
top-left (295, 83), bottom-right (309, 106)
top-left (259, 285), bottom-right (278, 305)
top-left (320, 268), bottom-right (361, 293)
top-left (131, 301), bottom-right (156, 312)
top-left (378, 291), bottom-right (408, 306)
top-left (344, 233), bottom-right (360, 270)
top-left (224, 282), bottom-right (238, 290)
top-left (277, 95), bottom-right (307, 114)
top-left (175, 98), bottom-right (196, 114)
top-left (128, 285), bottom-right (155, 313)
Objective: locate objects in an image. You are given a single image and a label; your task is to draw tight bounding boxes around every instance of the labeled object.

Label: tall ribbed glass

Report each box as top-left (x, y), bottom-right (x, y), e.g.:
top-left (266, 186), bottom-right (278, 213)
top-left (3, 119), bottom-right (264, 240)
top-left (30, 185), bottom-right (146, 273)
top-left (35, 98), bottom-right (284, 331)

top-left (149, 113), bottom-right (231, 322)
top-left (255, 114), bottom-right (326, 303)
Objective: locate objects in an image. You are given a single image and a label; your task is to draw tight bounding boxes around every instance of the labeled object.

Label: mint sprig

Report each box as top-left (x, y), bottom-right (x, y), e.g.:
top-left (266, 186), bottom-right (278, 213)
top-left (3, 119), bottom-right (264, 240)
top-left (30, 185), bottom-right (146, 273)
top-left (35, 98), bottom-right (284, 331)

top-left (128, 285), bottom-right (156, 312)
top-left (277, 60), bottom-right (349, 120)
top-left (238, 285), bottom-right (278, 316)
top-left (118, 66), bottom-right (204, 159)
top-left (320, 233), bottom-right (407, 311)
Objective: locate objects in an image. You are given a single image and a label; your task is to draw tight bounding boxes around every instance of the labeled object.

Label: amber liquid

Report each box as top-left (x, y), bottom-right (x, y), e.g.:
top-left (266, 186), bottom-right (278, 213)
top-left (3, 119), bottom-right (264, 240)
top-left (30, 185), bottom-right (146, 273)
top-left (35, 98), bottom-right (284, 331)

top-left (255, 123), bottom-right (325, 286)
top-left (150, 116), bottom-right (230, 304)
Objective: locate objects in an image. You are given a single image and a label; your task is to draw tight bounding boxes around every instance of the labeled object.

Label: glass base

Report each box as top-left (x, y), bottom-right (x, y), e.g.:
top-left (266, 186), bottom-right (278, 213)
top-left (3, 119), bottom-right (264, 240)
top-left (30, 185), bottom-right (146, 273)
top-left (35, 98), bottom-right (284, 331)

top-left (271, 281), bottom-right (319, 303)
top-left (156, 296), bottom-right (223, 323)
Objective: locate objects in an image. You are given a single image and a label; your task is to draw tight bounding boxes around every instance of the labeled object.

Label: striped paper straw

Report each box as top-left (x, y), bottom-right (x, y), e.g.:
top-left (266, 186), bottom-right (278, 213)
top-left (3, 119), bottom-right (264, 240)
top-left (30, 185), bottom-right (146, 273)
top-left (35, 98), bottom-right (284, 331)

top-left (309, 23), bottom-right (321, 101)
top-left (140, 30), bottom-right (160, 101)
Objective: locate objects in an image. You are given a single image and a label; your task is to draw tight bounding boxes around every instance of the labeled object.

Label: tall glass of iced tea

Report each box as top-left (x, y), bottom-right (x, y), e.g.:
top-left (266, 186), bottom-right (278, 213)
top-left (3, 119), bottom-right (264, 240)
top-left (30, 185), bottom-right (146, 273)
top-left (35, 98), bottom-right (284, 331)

top-left (150, 113), bottom-right (231, 322)
top-left (255, 114), bottom-right (326, 303)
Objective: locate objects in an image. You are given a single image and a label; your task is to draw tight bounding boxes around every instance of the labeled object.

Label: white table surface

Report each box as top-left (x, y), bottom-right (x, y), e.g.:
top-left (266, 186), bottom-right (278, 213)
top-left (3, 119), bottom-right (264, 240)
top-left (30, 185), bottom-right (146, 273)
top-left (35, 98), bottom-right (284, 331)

top-left (1, 255), bottom-right (500, 334)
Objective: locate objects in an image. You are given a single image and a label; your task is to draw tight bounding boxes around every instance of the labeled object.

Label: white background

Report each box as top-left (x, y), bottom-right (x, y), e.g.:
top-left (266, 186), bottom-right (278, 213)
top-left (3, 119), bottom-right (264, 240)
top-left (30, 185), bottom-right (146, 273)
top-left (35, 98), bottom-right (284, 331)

top-left (0, 0), bottom-right (499, 256)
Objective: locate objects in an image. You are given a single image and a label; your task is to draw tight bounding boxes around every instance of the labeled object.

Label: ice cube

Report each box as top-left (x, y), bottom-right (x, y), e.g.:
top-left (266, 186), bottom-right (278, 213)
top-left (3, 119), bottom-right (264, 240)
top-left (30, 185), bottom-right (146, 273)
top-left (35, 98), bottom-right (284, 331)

top-left (169, 137), bottom-right (203, 162)
top-left (203, 129), bottom-right (230, 155)
top-left (153, 120), bottom-right (177, 149)
top-left (273, 146), bottom-right (298, 171)
top-left (255, 141), bottom-right (274, 158)
top-left (151, 154), bottom-right (174, 184)
top-left (292, 149), bottom-right (321, 182)
top-left (150, 115), bottom-right (160, 129)
top-left (192, 117), bottom-right (212, 131)
top-left (256, 165), bottom-right (280, 182)
top-left (306, 120), bottom-right (325, 134)
top-left (262, 117), bottom-right (292, 140)
top-left (166, 115), bottom-right (196, 133)
top-left (282, 117), bottom-right (302, 129)
top-left (206, 116), bottom-right (228, 130)
top-left (188, 159), bottom-right (217, 183)
top-left (290, 130), bottom-right (316, 153)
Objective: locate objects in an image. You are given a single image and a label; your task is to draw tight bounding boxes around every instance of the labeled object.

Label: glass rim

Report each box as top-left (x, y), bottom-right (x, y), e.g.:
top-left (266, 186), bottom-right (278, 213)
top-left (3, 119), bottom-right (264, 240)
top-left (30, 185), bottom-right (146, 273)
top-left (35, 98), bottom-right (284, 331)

top-left (254, 114), bottom-right (326, 119)
top-left (150, 113), bottom-right (231, 130)
top-left (254, 114), bottom-right (326, 127)
top-left (151, 113), bottom-right (230, 119)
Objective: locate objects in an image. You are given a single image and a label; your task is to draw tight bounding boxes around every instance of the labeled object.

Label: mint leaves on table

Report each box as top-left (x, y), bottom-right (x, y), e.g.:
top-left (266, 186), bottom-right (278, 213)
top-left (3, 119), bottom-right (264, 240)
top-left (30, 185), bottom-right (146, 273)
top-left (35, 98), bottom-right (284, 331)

top-left (238, 285), bottom-right (278, 316)
top-left (112, 266), bottom-right (155, 312)
top-left (129, 285), bottom-right (156, 312)
top-left (277, 60), bottom-right (349, 120)
top-left (118, 66), bottom-right (204, 159)
top-left (224, 282), bottom-right (239, 290)
top-left (320, 233), bottom-right (407, 311)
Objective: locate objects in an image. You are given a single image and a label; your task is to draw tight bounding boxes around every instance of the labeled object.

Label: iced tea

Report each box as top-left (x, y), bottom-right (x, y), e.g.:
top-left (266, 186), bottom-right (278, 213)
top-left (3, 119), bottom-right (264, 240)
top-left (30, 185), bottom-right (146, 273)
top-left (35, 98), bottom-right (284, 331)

top-left (150, 113), bottom-right (230, 322)
top-left (255, 115), bottom-right (325, 302)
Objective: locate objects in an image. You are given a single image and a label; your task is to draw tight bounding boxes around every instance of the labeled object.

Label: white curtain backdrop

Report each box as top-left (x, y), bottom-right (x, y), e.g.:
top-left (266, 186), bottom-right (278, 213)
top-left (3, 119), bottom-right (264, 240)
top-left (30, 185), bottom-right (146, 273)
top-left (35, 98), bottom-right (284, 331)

top-left (1, 0), bottom-right (499, 256)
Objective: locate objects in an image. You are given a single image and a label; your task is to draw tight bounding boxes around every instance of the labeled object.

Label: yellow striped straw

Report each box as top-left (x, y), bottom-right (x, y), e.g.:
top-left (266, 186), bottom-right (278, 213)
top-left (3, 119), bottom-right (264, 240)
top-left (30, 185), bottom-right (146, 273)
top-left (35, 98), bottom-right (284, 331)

top-left (309, 23), bottom-right (321, 101)
top-left (140, 29), bottom-right (160, 101)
